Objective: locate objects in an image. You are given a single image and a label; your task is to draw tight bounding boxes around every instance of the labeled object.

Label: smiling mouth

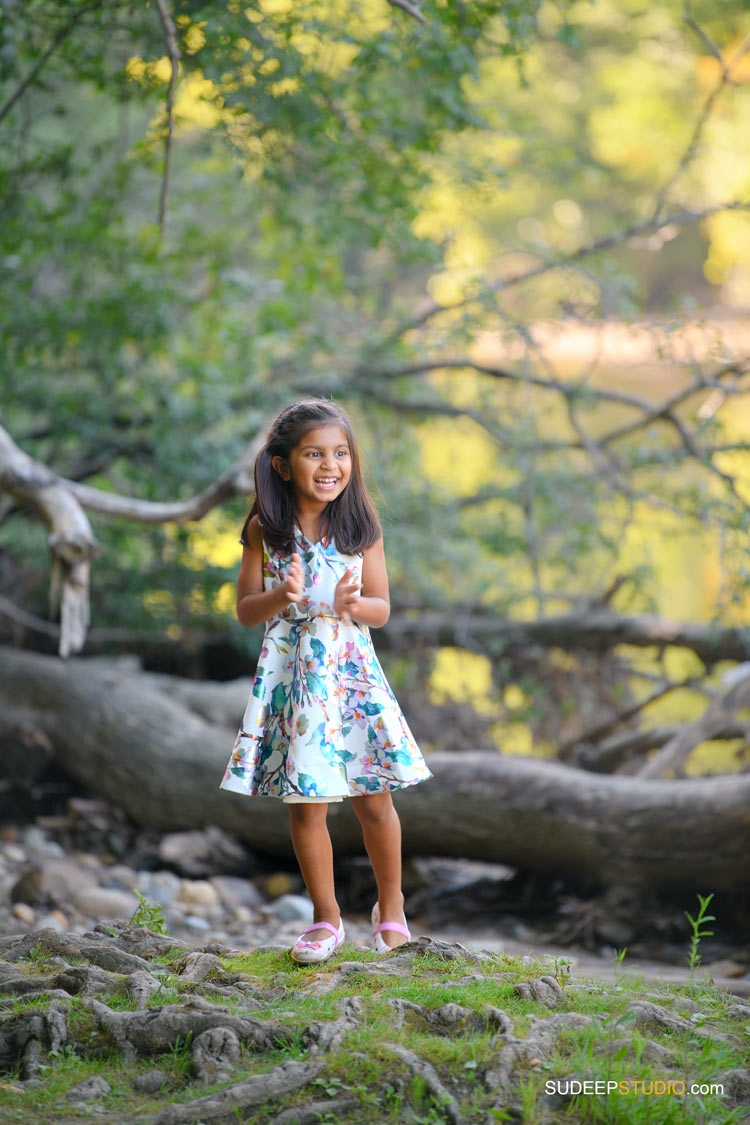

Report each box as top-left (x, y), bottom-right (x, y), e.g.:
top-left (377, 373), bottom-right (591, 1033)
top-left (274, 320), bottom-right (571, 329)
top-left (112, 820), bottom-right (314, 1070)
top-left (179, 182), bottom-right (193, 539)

top-left (314, 477), bottom-right (340, 489)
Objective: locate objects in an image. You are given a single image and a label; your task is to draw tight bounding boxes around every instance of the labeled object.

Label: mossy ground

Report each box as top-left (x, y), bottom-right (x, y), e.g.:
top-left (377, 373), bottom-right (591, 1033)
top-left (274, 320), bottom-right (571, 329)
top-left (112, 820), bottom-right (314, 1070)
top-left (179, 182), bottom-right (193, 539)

top-left (0, 941), bottom-right (747, 1125)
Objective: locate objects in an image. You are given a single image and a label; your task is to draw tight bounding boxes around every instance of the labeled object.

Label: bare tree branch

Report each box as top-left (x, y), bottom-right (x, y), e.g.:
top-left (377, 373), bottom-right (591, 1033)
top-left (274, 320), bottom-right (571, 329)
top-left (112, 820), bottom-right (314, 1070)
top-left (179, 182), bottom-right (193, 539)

top-left (380, 606), bottom-right (750, 666)
top-left (379, 201), bottom-right (750, 344)
top-left (386, 0), bottom-right (427, 25)
top-left (357, 357), bottom-right (750, 415)
top-left (154, 0), bottom-right (181, 234)
top-left (0, 420), bottom-right (269, 654)
top-left (558, 676), bottom-right (703, 762)
top-left (638, 665), bottom-right (750, 779)
top-left (64, 429), bottom-right (266, 522)
top-left (0, 2), bottom-right (96, 126)
top-left (0, 594), bottom-right (61, 639)
top-left (578, 720), bottom-right (750, 774)
top-left (652, 18), bottom-right (750, 218)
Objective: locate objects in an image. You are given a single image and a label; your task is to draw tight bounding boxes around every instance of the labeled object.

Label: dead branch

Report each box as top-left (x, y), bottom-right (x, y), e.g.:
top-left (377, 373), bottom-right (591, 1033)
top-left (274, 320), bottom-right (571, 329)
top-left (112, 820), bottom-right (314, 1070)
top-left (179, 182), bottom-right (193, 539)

top-left (154, 0), bottom-right (181, 234)
top-left (0, 424), bottom-right (98, 657)
top-left (380, 606), bottom-right (750, 666)
top-left (0, 420), bottom-right (268, 655)
top-left (638, 665), bottom-right (750, 779)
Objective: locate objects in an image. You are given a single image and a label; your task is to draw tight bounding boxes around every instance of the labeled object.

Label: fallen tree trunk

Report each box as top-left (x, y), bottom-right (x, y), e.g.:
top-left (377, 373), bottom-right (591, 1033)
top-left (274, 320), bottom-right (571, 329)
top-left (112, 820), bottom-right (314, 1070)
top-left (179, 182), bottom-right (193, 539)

top-left (2, 647), bottom-right (748, 892)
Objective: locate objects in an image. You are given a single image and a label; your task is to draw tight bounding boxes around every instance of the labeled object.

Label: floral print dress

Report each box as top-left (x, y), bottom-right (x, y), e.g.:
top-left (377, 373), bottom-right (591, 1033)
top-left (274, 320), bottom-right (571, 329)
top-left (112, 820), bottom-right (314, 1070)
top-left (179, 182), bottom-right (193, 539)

top-left (220, 529), bottom-right (432, 801)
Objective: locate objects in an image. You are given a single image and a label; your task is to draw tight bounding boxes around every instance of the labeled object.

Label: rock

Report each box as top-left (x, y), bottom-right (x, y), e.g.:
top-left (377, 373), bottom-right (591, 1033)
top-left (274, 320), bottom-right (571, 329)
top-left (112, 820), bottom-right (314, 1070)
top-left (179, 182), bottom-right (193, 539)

top-left (101, 865), bottom-right (139, 891)
top-left (264, 872), bottom-right (297, 899)
top-left (12, 903), bottom-right (35, 925)
top-left (66, 1075), bottom-right (111, 1101)
top-left (233, 907), bottom-right (254, 925)
top-left (11, 859), bottom-right (95, 907)
top-left (703, 958), bottom-right (748, 979)
top-left (211, 875), bottom-right (265, 912)
top-left (137, 870), bottom-right (181, 908)
top-left (262, 894), bottom-right (314, 924)
top-left (158, 827), bottom-right (255, 879)
top-left (72, 888), bottom-right (139, 920)
top-left (32, 910), bottom-right (68, 932)
top-left (131, 1069), bottom-right (168, 1094)
top-left (183, 915), bottom-right (212, 931)
top-left (192, 1025), bottom-right (241, 1083)
top-left (176, 880), bottom-right (221, 916)
top-left (20, 827), bottom-right (64, 860)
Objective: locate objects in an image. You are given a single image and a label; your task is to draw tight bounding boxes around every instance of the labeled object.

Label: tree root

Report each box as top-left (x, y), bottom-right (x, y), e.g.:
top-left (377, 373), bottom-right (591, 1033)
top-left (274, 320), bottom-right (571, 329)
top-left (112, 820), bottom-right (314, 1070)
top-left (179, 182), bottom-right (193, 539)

top-left (485, 1012), bottom-right (596, 1102)
top-left (513, 974), bottom-right (565, 1009)
top-left (266, 1094), bottom-right (361, 1124)
top-left (124, 1058), bottom-right (321, 1124)
top-left (383, 1041), bottom-right (465, 1125)
top-left (0, 929), bottom-right (153, 974)
top-left (389, 998), bottom-right (513, 1037)
top-left (304, 995), bottom-right (362, 1055)
top-left (0, 998), bottom-right (67, 1078)
top-left (87, 995), bottom-right (293, 1061)
top-left (627, 999), bottom-right (740, 1044)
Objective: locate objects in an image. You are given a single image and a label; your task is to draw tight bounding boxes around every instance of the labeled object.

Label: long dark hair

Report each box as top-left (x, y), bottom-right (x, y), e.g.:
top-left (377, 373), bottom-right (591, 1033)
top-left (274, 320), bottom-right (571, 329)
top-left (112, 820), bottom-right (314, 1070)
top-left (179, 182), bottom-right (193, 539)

top-left (241, 399), bottom-right (381, 555)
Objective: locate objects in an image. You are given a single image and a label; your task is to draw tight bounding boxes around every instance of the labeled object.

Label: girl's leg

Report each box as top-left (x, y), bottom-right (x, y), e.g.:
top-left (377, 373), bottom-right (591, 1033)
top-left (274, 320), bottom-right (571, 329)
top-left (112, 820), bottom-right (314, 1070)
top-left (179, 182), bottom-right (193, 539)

top-left (287, 802), bottom-right (340, 942)
top-left (350, 793), bottom-right (407, 948)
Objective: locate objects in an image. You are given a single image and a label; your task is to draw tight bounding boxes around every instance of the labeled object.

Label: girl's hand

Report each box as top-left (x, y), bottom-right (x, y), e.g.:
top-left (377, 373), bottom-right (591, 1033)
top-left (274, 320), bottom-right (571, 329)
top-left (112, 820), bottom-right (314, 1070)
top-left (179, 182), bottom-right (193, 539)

top-left (282, 553), bottom-right (304, 603)
top-left (334, 567), bottom-right (361, 625)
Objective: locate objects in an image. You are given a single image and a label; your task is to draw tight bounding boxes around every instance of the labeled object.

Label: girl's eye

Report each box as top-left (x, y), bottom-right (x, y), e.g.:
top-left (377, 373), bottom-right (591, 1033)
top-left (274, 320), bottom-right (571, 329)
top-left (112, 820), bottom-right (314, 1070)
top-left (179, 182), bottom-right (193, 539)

top-left (336, 449), bottom-right (349, 457)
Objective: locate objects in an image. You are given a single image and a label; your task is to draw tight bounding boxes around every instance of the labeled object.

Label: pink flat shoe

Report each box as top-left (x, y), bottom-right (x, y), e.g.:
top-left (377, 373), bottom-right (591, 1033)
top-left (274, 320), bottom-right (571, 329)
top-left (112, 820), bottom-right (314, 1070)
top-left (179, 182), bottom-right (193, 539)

top-left (290, 919), bottom-right (345, 964)
top-left (371, 903), bottom-right (411, 953)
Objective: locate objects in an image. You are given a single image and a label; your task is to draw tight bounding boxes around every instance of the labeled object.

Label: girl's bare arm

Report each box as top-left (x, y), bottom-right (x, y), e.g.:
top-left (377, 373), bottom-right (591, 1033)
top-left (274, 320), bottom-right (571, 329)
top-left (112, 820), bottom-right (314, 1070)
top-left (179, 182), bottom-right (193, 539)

top-left (236, 516), bottom-right (303, 627)
top-left (334, 537), bottom-right (390, 628)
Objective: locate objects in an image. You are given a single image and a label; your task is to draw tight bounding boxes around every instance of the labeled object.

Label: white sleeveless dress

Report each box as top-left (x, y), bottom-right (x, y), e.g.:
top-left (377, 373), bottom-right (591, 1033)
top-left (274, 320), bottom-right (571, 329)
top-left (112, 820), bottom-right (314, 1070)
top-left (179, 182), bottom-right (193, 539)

top-left (220, 528), bottom-right (432, 801)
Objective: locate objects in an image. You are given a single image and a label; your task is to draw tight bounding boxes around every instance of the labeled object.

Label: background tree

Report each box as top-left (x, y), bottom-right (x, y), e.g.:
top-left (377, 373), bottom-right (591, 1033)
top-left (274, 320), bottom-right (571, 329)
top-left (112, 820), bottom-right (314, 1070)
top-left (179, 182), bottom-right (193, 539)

top-left (2, 0), bottom-right (750, 803)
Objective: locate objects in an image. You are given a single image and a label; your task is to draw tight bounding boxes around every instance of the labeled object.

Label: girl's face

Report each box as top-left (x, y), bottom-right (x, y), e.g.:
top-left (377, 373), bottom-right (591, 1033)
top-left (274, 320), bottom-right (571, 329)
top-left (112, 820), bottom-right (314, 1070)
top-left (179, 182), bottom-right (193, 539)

top-left (273, 423), bottom-right (352, 506)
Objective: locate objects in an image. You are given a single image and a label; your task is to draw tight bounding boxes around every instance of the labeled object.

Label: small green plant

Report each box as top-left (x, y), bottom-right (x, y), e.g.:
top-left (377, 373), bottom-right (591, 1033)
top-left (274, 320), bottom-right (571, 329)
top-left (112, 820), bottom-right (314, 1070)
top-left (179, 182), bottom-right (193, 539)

top-left (129, 891), bottom-right (168, 935)
top-left (685, 892), bottom-right (715, 979)
top-left (544, 954), bottom-right (573, 986)
top-left (612, 946), bottom-right (628, 988)
top-left (312, 1075), bottom-right (350, 1098)
top-left (162, 1033), bottom-right (194, 1081)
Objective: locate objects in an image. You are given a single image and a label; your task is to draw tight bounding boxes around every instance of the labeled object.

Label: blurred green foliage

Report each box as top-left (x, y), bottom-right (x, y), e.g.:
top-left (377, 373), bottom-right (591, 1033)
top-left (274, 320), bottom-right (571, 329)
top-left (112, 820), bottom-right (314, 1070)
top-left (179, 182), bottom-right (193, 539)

top-left (2, 0), bottom-right (749, 724)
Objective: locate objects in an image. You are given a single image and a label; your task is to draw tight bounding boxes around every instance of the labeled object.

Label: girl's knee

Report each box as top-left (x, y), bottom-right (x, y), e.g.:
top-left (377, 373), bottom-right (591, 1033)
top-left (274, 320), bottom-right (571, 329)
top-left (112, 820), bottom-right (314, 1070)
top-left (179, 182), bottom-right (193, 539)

top-left (288, 803), bottom-right (329, 828)
top-left (351, 793), bottom-right (394, 824)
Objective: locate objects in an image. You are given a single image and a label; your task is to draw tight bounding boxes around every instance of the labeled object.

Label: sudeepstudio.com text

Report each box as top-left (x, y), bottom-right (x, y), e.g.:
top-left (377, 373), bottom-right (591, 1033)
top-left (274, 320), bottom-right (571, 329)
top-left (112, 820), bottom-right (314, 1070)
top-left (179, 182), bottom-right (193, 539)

top-left (545, 1079), bottom-right (724, 1097)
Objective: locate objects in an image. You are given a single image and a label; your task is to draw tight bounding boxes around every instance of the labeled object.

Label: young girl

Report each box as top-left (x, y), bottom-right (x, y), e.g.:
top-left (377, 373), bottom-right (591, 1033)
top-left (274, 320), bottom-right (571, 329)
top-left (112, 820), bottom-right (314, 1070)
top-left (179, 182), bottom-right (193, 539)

top-left (220, 399), bottom-right (432, 963)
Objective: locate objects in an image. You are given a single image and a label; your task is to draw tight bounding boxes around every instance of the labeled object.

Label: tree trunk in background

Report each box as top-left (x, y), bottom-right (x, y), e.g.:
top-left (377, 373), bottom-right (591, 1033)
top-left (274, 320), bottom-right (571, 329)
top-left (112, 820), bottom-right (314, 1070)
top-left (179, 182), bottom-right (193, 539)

top-left (2, 647), bottom-right (748, 892)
